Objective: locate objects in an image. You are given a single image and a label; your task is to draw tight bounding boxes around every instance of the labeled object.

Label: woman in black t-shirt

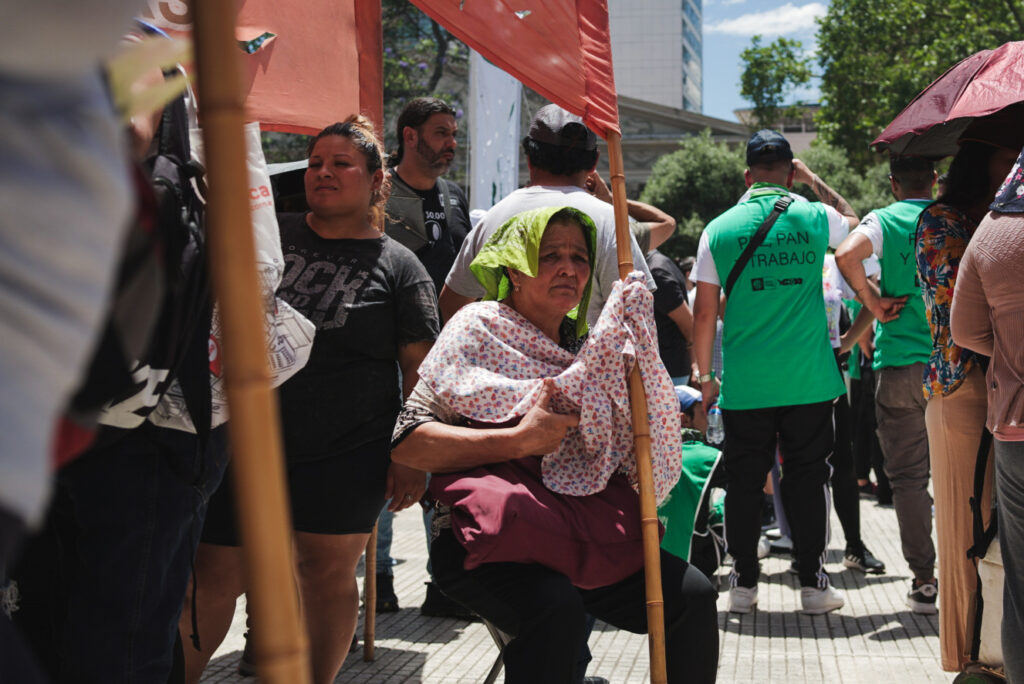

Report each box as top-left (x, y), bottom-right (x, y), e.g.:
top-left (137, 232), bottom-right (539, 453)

top-left (181, 117), bottom-right (439, 684)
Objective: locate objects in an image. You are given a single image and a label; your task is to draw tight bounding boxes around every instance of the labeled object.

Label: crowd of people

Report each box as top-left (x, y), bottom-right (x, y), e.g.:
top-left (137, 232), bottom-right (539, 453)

top-left (3, 13), bottom-right (1024, 684)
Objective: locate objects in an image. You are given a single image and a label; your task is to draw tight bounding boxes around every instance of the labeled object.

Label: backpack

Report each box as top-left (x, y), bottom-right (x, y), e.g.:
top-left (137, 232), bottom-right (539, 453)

top-left (57, 87), bottom-right (212, 464)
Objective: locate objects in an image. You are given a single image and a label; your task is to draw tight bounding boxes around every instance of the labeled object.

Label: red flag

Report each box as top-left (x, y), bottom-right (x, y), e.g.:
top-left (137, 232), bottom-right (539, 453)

top-left (409, 0), bottom-right (620, 138)
top-left (140, 0), bottom-right (383, 136)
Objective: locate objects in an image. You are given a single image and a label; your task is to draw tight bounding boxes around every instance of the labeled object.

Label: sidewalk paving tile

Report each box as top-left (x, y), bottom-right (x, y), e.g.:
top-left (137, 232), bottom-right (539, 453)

top-left (200, 494), bottom-right (953, 683)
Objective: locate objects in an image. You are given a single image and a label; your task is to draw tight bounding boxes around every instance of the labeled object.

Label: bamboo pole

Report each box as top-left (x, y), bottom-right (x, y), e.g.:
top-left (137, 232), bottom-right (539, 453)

top-left (363, 524), bottom-right (377, 661)
top-left (190, 2), bottom-right (310, 683)
top-left (606, 131), bottom-right (668, 684)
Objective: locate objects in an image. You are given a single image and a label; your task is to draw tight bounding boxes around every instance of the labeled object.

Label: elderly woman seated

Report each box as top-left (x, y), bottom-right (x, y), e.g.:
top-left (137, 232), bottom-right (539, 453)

top-left (391, 206), bottom-right (719, 683)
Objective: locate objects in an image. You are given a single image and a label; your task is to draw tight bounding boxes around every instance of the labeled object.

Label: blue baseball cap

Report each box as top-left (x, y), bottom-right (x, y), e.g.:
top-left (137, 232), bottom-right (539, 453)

top-left (746, 129), bottom-right (793, 166)
top-left (675, 385), bottom-right (702, 411)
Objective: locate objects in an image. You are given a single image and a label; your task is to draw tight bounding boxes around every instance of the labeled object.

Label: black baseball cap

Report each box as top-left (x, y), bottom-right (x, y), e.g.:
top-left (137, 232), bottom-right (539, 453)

top-left (527, 104), bottom-right (597, 151)
top-left (746, 129), bottom-right (793, 166)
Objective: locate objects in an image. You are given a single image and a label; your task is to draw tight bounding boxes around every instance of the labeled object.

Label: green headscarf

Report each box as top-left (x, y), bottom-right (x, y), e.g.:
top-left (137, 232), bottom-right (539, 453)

top-left (470, 206), bottom-right (597, 338)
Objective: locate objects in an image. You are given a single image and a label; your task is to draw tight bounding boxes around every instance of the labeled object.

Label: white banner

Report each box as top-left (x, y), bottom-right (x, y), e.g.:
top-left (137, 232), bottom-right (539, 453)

top-left (468, 50), bottom-right (522, 211)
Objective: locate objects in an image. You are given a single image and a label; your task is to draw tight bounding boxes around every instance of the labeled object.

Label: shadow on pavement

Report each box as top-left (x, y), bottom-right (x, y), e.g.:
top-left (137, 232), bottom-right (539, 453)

top-left (718, 609), bottom-right (938, 641)
top-left (368, 608), bottom-right (479, 645)
top-left (339, 647), bottom-right (427, 682)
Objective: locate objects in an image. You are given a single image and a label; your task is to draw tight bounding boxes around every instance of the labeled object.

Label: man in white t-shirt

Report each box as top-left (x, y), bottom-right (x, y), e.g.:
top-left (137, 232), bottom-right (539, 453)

top-left (438, 104), bottom-right (674, 325)
top-left (836, 155), bottom-right (938, 617)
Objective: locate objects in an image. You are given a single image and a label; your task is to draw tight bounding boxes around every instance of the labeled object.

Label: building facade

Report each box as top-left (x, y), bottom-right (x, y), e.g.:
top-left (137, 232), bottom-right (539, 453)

top-left (608, 0), bottom-right (703, 113)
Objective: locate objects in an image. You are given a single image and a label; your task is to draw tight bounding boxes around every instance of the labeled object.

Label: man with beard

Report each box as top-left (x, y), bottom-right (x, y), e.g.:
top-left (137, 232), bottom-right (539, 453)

top-left (378, 98), bottom-right (473, 619)
top-left (384, 97), bottom-right (472, 297)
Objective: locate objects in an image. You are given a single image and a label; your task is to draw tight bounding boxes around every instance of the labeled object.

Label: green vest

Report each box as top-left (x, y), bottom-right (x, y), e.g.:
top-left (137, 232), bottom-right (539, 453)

top-left (872, 200), bottom-right (933, 370)
top-left (658, 440), bottom-right (722, 561)
top-left (706, 184), bottom-right (845, 409)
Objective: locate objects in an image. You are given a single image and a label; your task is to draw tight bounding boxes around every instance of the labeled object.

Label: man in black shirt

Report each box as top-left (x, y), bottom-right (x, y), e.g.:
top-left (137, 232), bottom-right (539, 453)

top-left (384, 97), bottom-right (472, 297)
top-left (379, 97), bottom-right (474, 619)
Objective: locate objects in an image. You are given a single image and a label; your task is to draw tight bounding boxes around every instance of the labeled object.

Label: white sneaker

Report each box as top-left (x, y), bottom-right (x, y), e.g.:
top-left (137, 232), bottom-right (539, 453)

top-left (728, 586), bottom-right (758, 613)
top-left (757, 536), bottom-right (771, 559)
top-left (800, 585), bottom-right (845, 614)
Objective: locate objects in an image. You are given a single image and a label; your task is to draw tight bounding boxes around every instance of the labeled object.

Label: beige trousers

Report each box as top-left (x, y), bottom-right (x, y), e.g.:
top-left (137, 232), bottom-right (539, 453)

top-left (925, 365), bottom-right (994, 672)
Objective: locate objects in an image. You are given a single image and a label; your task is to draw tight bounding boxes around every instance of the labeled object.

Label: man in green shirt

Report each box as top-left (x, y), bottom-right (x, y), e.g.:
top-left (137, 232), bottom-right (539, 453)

top-left (693, 130), bottom-right (858, 615)
top-left (835, 155), bottom-right (938, 614)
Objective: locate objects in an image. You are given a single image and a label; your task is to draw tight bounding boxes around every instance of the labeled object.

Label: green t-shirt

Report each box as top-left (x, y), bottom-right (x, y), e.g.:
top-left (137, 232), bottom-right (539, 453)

top-left (706, 184), bottom-right (846, 409)
top-left (872, 200), bottom-right (933, 370)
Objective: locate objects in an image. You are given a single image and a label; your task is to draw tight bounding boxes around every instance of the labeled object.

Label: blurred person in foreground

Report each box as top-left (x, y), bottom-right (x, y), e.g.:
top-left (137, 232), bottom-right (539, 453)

top-left (950, 145), bottom-right (1024, 684)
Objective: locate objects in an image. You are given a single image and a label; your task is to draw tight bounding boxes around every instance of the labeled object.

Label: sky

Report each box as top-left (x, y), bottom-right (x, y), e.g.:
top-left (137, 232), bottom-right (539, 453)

top-left (700, 0), bottom-right (829, 122)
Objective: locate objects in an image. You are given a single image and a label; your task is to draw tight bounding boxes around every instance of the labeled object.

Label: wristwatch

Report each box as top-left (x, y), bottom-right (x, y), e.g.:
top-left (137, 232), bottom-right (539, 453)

top-left (698, 373), bottom-right (714, 383)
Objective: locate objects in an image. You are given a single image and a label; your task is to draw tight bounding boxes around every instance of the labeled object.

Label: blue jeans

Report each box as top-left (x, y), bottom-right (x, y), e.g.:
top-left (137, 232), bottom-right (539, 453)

top-left (376, 506), bottom-right (397, 576)
top-left (12, 423), bottom-right (228, 684)
top-left (995, 439), bottom-right (1024, 682)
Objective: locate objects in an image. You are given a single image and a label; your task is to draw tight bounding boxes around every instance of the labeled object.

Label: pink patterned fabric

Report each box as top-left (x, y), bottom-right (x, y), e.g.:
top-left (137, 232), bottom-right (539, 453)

top-left (418, 272), bottom-right (682, 503)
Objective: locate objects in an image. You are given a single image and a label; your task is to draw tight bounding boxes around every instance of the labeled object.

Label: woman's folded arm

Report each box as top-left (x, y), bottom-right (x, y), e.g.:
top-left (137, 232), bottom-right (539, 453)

top-left (391, 378), bottom-right (579, 473)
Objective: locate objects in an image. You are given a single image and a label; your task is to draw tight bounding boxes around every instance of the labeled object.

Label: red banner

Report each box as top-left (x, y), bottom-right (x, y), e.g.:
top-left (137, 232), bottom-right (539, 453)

top-left (409, 0), bottom-right (620, 138)
top-left (140, 0), bottom-right (383, 136)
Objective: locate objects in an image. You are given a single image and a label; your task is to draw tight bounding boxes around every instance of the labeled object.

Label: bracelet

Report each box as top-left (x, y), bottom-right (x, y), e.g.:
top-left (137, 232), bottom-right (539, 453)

top-left (698, 373), bottom-right (713, 383)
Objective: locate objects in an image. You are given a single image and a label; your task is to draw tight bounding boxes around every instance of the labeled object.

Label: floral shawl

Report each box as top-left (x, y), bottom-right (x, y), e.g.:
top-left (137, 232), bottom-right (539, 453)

top-left (416, 272), bottom-right (682, 504)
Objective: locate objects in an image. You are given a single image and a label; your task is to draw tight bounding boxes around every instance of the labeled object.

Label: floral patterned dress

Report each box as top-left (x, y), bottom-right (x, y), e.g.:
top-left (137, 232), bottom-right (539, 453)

top-left (914, 203), bottom-right (979, 398)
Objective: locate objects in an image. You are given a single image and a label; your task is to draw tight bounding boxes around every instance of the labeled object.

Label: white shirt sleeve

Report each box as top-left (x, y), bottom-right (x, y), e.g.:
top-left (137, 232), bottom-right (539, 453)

top-left (444, 223), bottom-right (489, 298)
top-left (863, 253), bottom-right (881, 279)
top-left (627, 220), bottom-right (657, 291)
top-left (850, 211), bottom-right (884, 258)
top-left (692, 230), bottom-right (720, 287)
top-left (825, 205), bottom-right (850, 249)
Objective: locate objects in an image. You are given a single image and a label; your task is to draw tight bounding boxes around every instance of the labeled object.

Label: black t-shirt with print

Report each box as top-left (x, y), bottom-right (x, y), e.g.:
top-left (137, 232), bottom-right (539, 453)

top-left (390, 171), bottom-right (471, 296)
top-left (276, 213), bottom-right (440, 462)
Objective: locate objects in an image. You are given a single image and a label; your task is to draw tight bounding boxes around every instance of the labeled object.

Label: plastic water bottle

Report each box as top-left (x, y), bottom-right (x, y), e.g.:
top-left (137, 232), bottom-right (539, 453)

top-left (706, 404), bottom-right (725, 445)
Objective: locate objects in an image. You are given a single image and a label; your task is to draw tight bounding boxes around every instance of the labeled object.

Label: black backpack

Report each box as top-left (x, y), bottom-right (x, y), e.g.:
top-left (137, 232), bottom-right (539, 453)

top-left (63, 88), bottom-right (212, 453)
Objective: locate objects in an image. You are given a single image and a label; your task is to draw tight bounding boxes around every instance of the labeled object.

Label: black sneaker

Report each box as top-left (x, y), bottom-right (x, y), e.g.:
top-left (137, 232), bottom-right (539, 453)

top-left (420, 582), bottom-right (479, 620)
top-left (843, 546), bottom-right (885, 574)
top-left (906, 578), bottom-right (938, 614)
top-left (376, 573), bottom-right (399, 613)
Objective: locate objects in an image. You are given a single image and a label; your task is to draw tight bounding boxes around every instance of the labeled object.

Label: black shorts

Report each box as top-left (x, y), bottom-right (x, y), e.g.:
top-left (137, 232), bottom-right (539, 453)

top-left (200, 437), bottom-right (390, 545)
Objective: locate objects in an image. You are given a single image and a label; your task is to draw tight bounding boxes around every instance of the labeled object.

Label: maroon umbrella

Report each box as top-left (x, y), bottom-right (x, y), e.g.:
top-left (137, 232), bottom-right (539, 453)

top-left (873, 41), bottom-right (1024, 158)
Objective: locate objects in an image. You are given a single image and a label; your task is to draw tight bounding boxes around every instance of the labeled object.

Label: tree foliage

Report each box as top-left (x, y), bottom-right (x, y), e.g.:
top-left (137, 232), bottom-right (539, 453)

top-left (792, 143), bottom-right (892, 217)
top-left (381, 0), bottom-right (468, 139)
top-left (640, 136), bottom-right (905, 260)
top-left (816, 0), bottom-right (1023, 168)
top-left (640, 130), bottom-right (747, 259)
top-left (739, 36), bottom-right (814, 131)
